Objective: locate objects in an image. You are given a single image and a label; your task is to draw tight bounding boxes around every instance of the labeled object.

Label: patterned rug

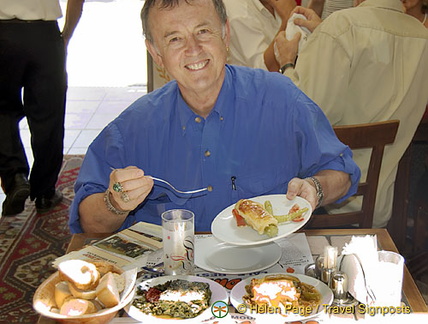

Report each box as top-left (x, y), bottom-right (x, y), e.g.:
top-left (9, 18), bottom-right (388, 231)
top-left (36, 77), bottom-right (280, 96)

top-left (0, 155), bottom-right (83, 323)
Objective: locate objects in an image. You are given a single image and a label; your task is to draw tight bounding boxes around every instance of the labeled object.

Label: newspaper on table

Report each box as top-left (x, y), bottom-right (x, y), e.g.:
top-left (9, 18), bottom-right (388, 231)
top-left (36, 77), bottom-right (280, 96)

top-left (52, 221), bottom-right (163, 270)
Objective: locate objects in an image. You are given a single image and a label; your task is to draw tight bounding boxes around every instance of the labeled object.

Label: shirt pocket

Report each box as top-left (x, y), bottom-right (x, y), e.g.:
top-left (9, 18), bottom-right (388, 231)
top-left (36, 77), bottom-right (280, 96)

top-left (231, 171), bottom-right (288, 202)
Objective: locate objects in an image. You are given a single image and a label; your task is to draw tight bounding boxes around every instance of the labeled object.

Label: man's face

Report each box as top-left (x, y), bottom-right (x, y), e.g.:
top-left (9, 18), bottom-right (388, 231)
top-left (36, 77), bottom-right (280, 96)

top-left (146, 0), bottom-right (229, 96)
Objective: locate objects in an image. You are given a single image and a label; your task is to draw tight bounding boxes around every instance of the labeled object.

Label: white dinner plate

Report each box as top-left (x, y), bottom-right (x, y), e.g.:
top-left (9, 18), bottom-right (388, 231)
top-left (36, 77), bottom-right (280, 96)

top-left (211, 194), bottom-right (312, 246)
top-left (195, 236), bottom-right (282, 274)
top-left (230, 273), bottom-right (333, 322)
top-left (126, 275), bottom-right (228, 323)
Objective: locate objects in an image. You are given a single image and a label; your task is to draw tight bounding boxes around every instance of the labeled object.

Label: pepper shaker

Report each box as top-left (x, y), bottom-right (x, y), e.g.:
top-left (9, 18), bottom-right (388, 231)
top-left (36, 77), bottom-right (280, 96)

top-left (331, 270), bottom-right (358, 306)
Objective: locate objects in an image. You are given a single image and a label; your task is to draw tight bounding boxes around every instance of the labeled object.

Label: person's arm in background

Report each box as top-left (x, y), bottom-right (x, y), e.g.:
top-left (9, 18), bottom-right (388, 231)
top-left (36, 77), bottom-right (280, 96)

top-left (273, 5), bottom-right (322, 74)
top-left (275, 5), bottom-right (350, 124)
top-left (61, 0), bottom-right (85, 47)
top-left (307, 0), bottom-right (326, 17)
top-left (264, 0), bottom-right (297, 71)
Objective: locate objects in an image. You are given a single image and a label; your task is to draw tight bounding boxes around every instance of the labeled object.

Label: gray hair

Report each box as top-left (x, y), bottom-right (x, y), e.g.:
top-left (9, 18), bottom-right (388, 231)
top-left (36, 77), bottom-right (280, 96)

top-left (141, 0), bottom-right (228, 43)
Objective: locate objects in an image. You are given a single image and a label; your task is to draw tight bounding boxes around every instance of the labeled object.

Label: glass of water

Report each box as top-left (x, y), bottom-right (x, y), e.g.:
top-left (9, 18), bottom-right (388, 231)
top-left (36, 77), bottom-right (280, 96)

top-left (161, 209), bottom-right (195, 275)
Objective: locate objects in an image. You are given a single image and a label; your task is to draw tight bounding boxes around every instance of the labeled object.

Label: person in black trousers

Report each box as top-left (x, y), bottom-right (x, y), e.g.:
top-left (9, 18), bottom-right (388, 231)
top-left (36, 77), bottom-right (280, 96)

top-left (0, 0), bottom-right (84, 216)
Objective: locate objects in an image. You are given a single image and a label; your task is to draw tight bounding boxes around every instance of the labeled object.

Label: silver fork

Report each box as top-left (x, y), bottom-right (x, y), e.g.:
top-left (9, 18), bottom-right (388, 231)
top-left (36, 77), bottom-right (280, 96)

top-left (148, 176), bottom-right (208, 194)
top-left (109, 167), bottom-right (207, 194)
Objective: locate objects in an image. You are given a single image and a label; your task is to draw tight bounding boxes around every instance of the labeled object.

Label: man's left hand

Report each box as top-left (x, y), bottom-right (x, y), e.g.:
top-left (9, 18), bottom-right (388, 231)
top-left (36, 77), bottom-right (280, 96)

top-left (286, 177), bottom-right (318, 210)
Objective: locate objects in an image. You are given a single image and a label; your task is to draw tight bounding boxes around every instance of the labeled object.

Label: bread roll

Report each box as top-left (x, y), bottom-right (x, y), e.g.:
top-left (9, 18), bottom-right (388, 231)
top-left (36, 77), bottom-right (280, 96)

top-left (54, 281), bottom-right (72, 308)
top-left (95, 272), bottom-right (120, 308)
top-left (68, 281), bottom-right (97, 300)
top-left (59, 298), bottom-right (97, 316)
top-left (91, 261), bottom-right (123, 276)
top-left (58, 260), bottom-right (100, 290)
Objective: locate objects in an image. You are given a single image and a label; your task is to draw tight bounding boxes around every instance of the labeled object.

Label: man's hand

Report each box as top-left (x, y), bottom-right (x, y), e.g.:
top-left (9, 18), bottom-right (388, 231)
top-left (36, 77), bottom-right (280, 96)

top-left (286, 177), bottom-right (318, 210)
top-left (274, 31), bottom-right (300, 67)
top-left (292, 6), bottom-right (323, 32)
top-left (109, 166), bottom-right (154, 212)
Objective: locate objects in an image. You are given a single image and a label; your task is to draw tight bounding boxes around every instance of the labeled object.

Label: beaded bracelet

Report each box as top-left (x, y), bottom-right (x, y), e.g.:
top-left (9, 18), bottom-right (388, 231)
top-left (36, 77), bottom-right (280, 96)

top-left (104, 189), bottom-right (128, 215)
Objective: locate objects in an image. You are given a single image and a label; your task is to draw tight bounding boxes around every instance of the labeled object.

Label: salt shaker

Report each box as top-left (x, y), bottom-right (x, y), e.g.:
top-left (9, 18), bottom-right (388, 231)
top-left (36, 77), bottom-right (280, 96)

top-left (331, 271), bottom-right (348, 301)
top-left (331, 270), bottom-right (358, 306)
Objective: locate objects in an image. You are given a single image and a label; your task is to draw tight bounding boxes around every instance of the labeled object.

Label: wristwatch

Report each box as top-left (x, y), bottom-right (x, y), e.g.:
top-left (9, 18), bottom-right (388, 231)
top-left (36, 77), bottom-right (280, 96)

top-left (306, 176), bottom-right (324, 208)
top-left (279, 63), bottom-right (295, 74)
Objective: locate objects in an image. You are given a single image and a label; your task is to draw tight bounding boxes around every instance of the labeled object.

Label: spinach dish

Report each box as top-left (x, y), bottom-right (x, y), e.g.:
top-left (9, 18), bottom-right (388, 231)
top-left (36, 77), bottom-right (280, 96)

top-left (132, 279), bottom-right (212, 319)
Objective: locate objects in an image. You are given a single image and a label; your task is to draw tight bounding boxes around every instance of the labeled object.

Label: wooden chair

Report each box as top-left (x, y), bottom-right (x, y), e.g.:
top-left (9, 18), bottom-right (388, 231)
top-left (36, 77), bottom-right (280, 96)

top-left (306, 120), bottom-right (400, 229)
top-left (147, 51), bottom-right (172, 93)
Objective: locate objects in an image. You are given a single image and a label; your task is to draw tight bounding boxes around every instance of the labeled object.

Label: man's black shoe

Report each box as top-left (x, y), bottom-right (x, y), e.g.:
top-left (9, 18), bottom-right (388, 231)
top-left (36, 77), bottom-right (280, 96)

top-left (35, 189), bottom-right (63, 213)
top-left (2, 173), bottom-right (30, 217)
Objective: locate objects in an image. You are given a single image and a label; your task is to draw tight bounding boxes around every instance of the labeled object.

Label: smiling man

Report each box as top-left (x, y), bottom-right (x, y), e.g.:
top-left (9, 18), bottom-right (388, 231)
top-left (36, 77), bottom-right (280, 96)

top-left (69, 0), bottom-right (360, 234)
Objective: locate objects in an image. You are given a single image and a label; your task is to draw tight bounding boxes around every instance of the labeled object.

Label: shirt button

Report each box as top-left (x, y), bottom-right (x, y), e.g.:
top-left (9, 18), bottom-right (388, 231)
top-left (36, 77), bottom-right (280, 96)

top-left (195, 117), bottom-right (202, 123)
top-left (207, 185), bottom-right (213, 192)
top-left (220, 116), bottom-right (224, 121)
top-left (204, 150), bottom-right (211, 157)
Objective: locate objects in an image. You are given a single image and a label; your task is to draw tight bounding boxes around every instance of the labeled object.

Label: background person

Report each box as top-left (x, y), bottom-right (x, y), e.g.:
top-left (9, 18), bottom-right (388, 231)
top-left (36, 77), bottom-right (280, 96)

top-left (0, 0), bottom-right (85, 216)
top-left (224, 0), bottom-right (296, 71)
top-left (274, 0), bottom-right (428, 228)
top-left (402, 0), bottom-right (428, 28)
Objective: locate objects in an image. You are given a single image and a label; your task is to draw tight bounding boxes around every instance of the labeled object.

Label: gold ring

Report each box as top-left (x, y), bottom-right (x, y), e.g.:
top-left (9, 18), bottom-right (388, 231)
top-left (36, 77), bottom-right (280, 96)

top-left (120, 192), bottom-right (130, 203)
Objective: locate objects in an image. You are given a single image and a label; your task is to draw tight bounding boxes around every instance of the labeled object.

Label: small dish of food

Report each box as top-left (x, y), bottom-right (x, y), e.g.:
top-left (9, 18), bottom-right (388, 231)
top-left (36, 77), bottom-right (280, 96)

top-left (211, 194), bottom-right (312, 246)
top-left (126, 275), bottom-right (228, 323)
top-left (230, 273), bottom-right (333, 322)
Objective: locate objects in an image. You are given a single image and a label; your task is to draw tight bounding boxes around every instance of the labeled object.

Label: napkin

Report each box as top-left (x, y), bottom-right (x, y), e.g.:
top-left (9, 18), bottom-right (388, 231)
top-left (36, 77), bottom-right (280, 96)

top-left (285, 13), bottom-right (311, 53)
top-left (338, 235), bottom-right (378, 305)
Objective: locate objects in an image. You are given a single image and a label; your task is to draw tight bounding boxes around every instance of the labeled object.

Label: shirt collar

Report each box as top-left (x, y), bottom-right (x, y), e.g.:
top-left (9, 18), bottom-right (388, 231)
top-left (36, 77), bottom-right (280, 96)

top-left (175, 65), bottom-right (233, 128)
top-left (359, 0), bottom-right (404, 13)
top-left (252, 0), bottom-right (275, 18)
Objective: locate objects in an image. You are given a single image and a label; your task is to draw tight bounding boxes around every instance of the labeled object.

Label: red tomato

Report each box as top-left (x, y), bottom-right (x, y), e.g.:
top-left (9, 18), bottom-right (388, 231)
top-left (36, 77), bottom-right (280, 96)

top-left (292, 217), bottom-right (304, 222)
top-left (232, 208), bottom-right (246, 227)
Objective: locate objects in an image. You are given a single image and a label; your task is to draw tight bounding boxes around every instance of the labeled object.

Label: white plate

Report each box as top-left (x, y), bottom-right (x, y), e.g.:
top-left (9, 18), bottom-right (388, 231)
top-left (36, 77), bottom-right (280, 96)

top-left (126, 275), bottom-right (228, 323)
top-left (230, 273), bottom-right (333, 322)
top-left (195, 236), bottom-right (282, 274)
top-left (211, 195), bottom-right (312, 246)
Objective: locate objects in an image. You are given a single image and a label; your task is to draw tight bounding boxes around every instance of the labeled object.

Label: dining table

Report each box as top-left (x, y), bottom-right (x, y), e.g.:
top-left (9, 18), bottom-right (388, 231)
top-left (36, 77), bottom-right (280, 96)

top-left (37, 228), bottom-right (428, 323)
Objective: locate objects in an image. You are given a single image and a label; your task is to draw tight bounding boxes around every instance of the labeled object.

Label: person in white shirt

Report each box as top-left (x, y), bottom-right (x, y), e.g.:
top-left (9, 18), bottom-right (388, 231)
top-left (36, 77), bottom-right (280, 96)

top-left (0, 0), bottom-right (85, 215)
top-left (273, 0), bottom-right (428, 228)
top-left (307, 0), bottom-right (354, 19)
top-left (223, 0), bottom-right (296, 71)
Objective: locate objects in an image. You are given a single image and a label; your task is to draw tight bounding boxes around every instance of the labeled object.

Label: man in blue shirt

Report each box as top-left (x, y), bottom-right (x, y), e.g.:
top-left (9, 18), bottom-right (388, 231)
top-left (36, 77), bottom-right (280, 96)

top-left (69, 0), bottom-right (360, 234)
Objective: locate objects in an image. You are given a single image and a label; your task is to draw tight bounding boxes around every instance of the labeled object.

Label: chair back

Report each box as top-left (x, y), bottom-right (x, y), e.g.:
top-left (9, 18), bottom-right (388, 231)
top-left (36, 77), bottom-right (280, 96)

top-left (307, 120), bottom-right (400, 228)
top-left (147, 52), bottom-right (172, 92)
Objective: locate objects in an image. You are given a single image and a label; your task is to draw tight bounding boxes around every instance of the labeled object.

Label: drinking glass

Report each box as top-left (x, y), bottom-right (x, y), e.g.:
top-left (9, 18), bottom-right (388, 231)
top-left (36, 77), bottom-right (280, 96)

top-left (373, 250), bottom-right (404, 306)
top-left (162, 209), bottom-right (195, 275)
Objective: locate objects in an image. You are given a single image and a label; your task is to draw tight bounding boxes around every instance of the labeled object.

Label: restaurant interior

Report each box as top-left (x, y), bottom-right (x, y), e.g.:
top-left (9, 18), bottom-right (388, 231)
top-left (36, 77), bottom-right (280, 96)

top-left (0, 0), bottom-right (427, 323)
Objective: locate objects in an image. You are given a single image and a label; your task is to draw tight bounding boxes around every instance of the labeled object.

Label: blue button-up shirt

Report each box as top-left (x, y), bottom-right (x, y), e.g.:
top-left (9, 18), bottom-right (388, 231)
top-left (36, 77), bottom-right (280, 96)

top-left (69, 65), bottom-right (360, 233)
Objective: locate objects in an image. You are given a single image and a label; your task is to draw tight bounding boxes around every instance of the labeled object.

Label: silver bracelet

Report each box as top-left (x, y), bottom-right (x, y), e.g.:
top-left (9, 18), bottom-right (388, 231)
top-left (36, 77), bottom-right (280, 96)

top-left (306, 176), bottom-right (324, 208)
top-left (104, 189), bottom-right (128, 215)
